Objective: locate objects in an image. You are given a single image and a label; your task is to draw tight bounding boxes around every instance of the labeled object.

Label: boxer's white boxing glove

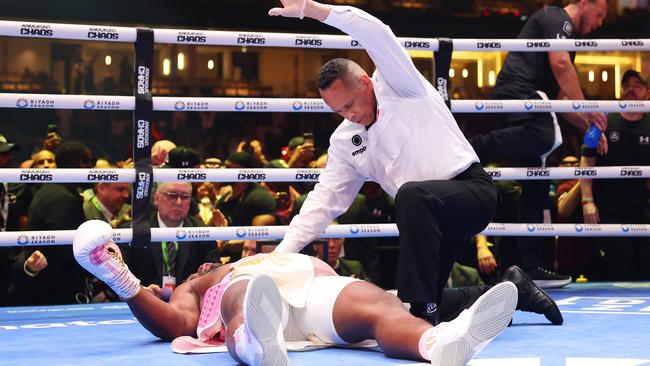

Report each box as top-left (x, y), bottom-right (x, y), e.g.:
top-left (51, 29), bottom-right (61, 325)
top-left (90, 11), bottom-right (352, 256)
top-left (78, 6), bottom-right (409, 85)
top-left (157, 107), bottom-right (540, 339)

top-left (73, 220), bottom-right (141, 300)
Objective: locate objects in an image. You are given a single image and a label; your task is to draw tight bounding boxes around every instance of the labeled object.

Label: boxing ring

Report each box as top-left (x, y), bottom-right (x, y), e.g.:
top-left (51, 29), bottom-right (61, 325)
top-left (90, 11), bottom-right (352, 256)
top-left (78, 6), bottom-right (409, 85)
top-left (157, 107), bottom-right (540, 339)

top-left (1, 284), bottom-right (649, 366)
top-left (2, 19), bottom-right (650, 366)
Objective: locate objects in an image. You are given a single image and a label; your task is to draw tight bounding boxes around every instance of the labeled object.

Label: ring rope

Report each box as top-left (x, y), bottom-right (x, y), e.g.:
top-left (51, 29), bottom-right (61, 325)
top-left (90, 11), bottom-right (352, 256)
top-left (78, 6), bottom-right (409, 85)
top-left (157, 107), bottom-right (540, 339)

top-left (2, 93), bottom-right (649, 113)
top-left (1, 20), bottom-right (648, 52)
top-left (1, 223), bottom-right (648, 247)
top-left (1, 166), bottom-right (649, 183)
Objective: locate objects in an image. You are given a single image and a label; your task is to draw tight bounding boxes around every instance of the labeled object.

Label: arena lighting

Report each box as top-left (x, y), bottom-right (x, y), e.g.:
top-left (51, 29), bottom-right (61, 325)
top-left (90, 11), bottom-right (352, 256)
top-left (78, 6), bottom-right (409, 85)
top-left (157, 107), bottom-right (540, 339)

top-left (449, 68), bottom-right (455, 78)
top-left (207, 59), bottom-right (214, 70)
top-left (163, 58), bottom-right (171, 76)
top-left (462, 68), bottom-right (469, 78)
top-left (601, 70), bottom-right (608, 82)
top-left (589, 70), bottom-right (595, 82)
top-left (177, 52), bottom-right (185, 71)
top-left (488, 70), bottom-right (496, 86)
top-left (104, 55), bottom-right (111, 66)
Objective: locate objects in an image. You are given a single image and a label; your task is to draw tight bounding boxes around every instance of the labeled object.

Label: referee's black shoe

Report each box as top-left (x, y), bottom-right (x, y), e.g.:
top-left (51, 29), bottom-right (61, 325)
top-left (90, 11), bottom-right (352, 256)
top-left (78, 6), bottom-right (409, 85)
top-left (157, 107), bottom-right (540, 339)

top-left (502, 265), bottom-right (564, 325)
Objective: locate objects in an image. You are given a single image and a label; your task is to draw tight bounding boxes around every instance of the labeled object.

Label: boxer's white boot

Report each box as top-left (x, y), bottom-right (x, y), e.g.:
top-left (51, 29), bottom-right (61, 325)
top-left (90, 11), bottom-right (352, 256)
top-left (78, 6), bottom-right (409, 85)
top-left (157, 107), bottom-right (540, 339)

top-left (235, 274), bottom-right (289, 366)
top-left (73, 220), bottom-right (141, 300)
top-left (429, 282), bottom-right (517, 366)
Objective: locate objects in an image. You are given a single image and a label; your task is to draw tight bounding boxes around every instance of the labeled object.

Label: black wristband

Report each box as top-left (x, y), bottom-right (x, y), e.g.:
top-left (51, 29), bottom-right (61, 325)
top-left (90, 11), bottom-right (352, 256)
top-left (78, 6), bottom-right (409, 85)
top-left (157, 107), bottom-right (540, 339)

top-left (581, 144), bottom-right (598, 158)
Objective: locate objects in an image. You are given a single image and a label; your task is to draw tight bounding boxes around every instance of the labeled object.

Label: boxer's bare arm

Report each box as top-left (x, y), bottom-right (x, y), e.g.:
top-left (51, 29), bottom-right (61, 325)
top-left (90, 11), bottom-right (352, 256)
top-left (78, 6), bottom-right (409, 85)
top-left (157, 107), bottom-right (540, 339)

top-left (127, 263), bottom-right (232, 341)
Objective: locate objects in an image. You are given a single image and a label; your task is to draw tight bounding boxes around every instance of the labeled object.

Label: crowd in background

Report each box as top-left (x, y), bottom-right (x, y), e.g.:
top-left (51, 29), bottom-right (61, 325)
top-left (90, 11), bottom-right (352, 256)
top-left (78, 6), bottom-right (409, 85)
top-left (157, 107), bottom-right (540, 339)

top-left (0, 68), bottom-right (648, 307)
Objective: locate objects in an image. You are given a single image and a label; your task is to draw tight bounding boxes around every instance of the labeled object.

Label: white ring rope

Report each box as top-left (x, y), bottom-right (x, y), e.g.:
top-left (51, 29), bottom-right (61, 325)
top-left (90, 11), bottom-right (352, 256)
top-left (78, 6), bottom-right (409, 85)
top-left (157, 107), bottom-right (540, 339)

top-left (2, 93), bottom-right (649, 113)
top-left (1, 20), bottom-right (648, 52)
top-left (1, 166), bottom-right (649, 183)
top-left (1, 223), bottom-right (648, 247)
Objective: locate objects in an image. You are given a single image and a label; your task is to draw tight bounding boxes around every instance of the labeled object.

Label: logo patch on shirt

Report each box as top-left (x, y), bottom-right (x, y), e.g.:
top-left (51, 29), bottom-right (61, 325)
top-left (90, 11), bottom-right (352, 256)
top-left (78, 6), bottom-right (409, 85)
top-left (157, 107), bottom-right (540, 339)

top-left (609, 130), bottom-right (621, 143)
top-left (640, 136), bottom-right (650, 145)
top-left (352, 134), bottom-right (362, 146)
top-left (562, 21), bottom-right (573, 36)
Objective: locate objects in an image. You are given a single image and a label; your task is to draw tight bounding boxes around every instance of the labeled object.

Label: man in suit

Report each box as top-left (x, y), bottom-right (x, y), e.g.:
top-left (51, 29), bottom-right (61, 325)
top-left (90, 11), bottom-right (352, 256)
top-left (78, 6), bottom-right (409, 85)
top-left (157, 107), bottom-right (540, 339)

top-left (83, 182), bottom-right (131, 228)
top-left (120, 182), bottom-right (218, 298)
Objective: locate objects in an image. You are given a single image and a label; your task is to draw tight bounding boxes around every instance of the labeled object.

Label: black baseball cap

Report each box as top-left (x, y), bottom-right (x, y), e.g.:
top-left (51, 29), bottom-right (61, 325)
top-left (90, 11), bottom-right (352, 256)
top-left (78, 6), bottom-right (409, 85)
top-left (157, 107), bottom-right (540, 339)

top-left (167, 146), bottom-right (201, 168)
top-left (622, 70), bottom-right (648, 88)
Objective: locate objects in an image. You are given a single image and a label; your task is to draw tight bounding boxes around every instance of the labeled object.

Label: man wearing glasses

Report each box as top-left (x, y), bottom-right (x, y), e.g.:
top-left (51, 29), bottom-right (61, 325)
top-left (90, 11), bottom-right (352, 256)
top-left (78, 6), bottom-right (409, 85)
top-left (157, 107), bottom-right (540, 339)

top-left (119, 182), bottom-right (218, 300)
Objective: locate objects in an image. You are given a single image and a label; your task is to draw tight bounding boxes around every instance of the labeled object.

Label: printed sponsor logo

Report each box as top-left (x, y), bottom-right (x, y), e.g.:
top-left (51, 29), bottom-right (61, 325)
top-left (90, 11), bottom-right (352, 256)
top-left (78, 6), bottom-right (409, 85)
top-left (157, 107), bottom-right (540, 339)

top-left (295, 35), bottom-right (323, 47)
top-left (562, 21), bottom-right (573, 35)
top-left (233, 100), bottom-right (268, 111)
top-left (574, 168), bottom-right (597, 177)
top-left (526, 41), bottom-right (550, 48)
top-left (474, 101), bottom-right (503, 111)
top-left (485, 169), bottom-right (501, 178)
top-left (609, 130), bottom-right (621, 143)
top-left (236, 33), bottom-right (265, 45)
top-left (527, 224), bottom-right (554, 232)
top-left (574, 40), bottom-right (598, 47)
top-left (176, 230), bottom-right (187, 240)
top-left (183, 228), bottom-right (211, 240)
top-left (15, 98), bottom-right (54, 109)
top-left (476, 42), bottom-right (501, 49)
top-left (87, 27), bottom-right (119, 40)
top-left (87, 170), bottom-right (120, 181)
top-left (137, 66), bottom-right (150, 95)
top-left (640, 136), bottom-right (650, 145)
top-left (176, 169), bottom-right (207, 180)
top-left (349, 226), bottom-right (360, 235)
top-left (291, 100), bottom-right (325, 111)
top-left (351, 135), bottom-right (362, 147)
top-left (236, 228), bottom-right (247, 238)
top-left (173, 100), bottom-right (208, 111)
top-left (352, 146), bottom-right (367, 157)
top-left (436, 77), bottom-right (449, 101)
top-left (571, 101), bottom-right (600, 111)
top-left (16, 234), bottom-right (57, 245)
top-left (19, 170), bottom-right (53, 182)
top-left (350, 40), bottom-right (361, 47)
top-left (575, 224), bottom-right (601, 232)
top-left (523, 100), bottom-right (552, 111)
top-left (487, 223), bottom-right (507, 231)
top-left (620, 167), bottom-right (643, 177)
top-left (404, 41), bottom-right (430, 49)
top-left (135, 172), bottom-right (151, 199)
top-left (20, 23), bottom-right (53, 37)
top-left (177, 31), bottom-right (207, 43)
top-left (621, 40), bottom-right (644, 47)
top-left (621, 224), bottom-right (648, 233)
top-left (526, 168), bottom-right (550, 177)
top-left (136, 120), bottom-right (149, 149)
top-left (83, 99), bottom-right (121, 110)
top-left (294, 170), bottom-right (320, 181)
top-left (235, 227), bottom-right (270, 238)
top-left (16, 235), bottom-right (30, 245)
top-left (236, 170), bottom-right (266, 181)
top-left (16, 98), bottom-right (29, 108)
top-left (619, 101), bottom-right (628, 109)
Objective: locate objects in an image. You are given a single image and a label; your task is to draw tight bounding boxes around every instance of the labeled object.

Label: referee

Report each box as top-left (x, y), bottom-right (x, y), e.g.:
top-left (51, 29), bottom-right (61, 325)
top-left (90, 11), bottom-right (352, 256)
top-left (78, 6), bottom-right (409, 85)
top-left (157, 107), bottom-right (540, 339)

top-left (270, 0), bottom-right (496, 324)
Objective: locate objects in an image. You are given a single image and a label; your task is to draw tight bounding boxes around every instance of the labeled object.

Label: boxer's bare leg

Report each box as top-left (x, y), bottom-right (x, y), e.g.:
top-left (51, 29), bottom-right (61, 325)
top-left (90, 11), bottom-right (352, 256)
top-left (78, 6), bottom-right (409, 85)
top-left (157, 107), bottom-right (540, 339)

top-left (332, 281), bottom-right (433, 360)
top-left (220, 279), bottom-right (249, 364)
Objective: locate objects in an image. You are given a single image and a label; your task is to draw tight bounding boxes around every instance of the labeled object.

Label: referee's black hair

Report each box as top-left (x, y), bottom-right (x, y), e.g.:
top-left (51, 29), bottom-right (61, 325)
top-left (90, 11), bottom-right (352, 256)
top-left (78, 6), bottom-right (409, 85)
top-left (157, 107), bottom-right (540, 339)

top-left (318, 58), bottom-right (352, 90)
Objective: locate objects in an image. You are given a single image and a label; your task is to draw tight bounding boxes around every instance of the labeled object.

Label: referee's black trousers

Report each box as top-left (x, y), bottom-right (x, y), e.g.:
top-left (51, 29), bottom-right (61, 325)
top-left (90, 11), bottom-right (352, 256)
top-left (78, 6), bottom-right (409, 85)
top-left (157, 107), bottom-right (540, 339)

top-left (395, 163), bottom-right (497, 305)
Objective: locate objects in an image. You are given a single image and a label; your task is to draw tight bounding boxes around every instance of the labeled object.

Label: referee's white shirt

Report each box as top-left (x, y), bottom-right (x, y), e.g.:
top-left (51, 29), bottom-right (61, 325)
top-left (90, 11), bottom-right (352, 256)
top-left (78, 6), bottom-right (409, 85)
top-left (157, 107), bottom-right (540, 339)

top-left (276, 5), bottom-right (479, 253)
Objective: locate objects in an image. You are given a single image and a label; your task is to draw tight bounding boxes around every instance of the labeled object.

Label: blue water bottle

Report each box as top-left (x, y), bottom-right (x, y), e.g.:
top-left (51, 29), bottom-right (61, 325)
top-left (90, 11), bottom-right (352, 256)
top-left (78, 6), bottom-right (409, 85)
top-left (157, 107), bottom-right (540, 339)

top-left (583, 124), bottom-right (602, 148)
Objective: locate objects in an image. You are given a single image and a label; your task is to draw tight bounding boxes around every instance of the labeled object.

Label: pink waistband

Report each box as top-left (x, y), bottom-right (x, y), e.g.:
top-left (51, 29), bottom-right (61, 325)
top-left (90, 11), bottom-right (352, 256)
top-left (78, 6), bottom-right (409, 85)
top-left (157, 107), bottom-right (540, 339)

top-left (196, 272), bottom-right (233, 342)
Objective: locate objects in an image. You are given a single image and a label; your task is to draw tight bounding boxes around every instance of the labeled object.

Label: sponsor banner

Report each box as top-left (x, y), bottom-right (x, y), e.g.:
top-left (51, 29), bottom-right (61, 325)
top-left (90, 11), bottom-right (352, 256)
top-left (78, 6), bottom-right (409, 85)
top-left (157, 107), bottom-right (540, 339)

top-left (0, 94), bottom-right (133, 110)
top-left (451, 100), bottom-right (650, 113)
top-left (0, 20), bottom-right (135, 42)
top-left (2, 223), bottom-right (650, 247)
top-left (454, 38), bottom-right (650, 52)
top-left (0, 169), bottom-right (133, 183)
